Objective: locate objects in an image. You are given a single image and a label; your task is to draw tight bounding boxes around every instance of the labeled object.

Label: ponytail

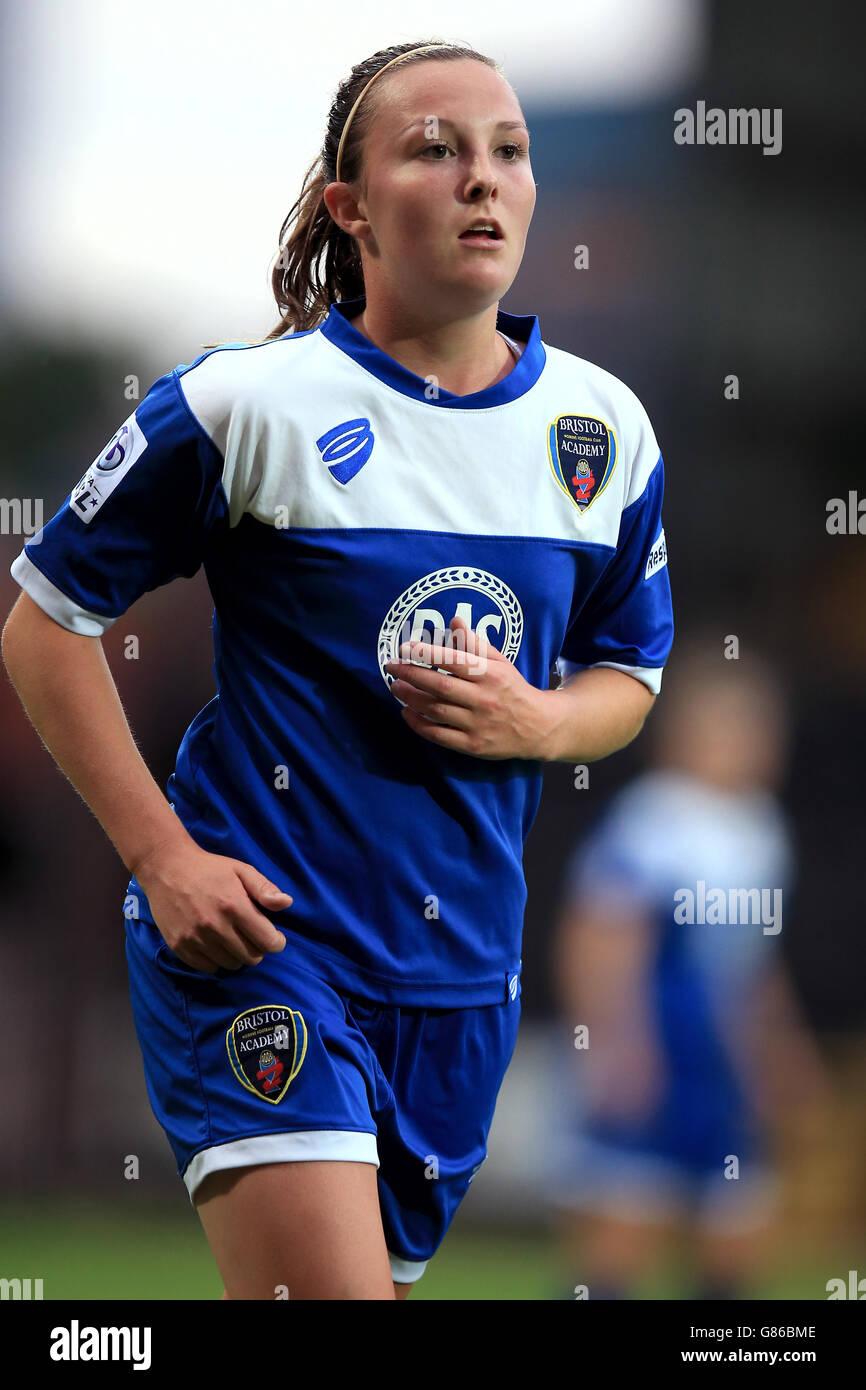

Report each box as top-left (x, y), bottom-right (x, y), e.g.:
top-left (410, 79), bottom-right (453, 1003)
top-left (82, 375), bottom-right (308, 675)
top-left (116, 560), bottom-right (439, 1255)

top-left (261, 155), bottom-right (364, 339)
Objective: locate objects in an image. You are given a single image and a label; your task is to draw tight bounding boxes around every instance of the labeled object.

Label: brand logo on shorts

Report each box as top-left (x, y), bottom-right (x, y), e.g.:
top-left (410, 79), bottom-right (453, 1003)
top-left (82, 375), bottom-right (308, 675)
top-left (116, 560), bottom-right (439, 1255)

top-left (377, 567), bottom-right (523, 691)
top-left (547, 414), bottom-right (617, 513)
top-left (226, 1004), bottom-right (307, 1104)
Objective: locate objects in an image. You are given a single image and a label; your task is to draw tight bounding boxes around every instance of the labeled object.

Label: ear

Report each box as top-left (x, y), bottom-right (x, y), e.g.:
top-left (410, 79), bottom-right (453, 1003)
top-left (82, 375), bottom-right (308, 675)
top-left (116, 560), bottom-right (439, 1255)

top-left (322, 181), bottom-right (370, 243)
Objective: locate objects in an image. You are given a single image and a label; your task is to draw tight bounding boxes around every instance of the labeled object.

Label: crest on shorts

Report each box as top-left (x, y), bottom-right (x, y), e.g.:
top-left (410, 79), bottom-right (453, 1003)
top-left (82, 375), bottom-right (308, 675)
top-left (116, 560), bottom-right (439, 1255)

top-left (226, 1004), bottom-right (307, 1104)
top-left (547, 414), bottom-right (617, 513)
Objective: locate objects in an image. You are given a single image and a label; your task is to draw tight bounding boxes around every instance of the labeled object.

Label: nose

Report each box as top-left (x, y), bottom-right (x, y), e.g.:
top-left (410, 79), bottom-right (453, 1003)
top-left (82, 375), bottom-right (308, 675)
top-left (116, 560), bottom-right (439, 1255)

top-left (461, 147), bottom-right (497, 202)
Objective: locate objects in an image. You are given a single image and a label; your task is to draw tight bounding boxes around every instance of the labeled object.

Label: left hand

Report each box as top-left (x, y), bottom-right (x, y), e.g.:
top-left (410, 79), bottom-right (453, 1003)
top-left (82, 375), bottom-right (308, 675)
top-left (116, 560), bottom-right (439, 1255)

top-left (385, 615), bottom-right (544, 760)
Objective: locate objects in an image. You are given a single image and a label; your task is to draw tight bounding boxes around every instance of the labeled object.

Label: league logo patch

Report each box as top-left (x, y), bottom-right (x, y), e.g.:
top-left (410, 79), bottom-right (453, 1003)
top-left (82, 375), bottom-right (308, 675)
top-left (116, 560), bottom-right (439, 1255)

top-left (547, 414), bottom-right (617, 513)
top-left (69, 412), bottom-right (148, 523)
top-left (226, 1004), bottom-right (307, 1105)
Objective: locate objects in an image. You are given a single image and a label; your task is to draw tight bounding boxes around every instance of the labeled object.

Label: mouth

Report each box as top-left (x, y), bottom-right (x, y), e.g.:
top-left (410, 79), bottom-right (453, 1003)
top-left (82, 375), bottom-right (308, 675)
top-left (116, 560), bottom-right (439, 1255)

top-left (458, 218), bottom-right (504, 247)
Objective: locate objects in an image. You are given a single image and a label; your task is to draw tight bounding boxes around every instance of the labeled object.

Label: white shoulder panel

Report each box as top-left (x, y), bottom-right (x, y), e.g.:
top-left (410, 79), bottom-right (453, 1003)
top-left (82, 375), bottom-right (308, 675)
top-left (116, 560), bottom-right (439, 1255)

top-left (174, 331), bottom-right (663, 542)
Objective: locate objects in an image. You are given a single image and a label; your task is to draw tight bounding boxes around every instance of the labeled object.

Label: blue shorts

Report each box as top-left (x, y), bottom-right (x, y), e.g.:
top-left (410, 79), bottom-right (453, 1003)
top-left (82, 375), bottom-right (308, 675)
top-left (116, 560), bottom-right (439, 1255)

top-left (125, 913), bottom-right (521, 1283)
top-left (546, 1044), bottom-right (779, 1233)
top-left (549, 1125), bottom-right (781, 1235)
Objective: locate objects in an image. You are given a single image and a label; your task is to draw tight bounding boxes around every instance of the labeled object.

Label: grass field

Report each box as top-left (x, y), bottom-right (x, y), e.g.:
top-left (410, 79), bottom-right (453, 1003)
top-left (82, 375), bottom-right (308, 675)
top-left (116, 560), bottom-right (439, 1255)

top-left (0, 1202), bottom-right (856, 1300)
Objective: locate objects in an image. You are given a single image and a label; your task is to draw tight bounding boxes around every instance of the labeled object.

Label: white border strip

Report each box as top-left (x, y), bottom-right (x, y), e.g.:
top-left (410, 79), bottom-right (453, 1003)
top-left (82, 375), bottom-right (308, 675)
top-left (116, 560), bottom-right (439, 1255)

top-left (388, 1252), bottom-right (429, 1284)
top-left (183, 1129), bottom-right (380, 1203)
top-left (10, 551), bottom-right (117, 636)
top-left (557, 657), bottom-right (663, 695)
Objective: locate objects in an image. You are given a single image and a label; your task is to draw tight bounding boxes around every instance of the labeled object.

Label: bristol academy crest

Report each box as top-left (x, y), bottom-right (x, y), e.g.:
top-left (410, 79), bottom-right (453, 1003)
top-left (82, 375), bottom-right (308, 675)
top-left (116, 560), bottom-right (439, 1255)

top-left (547, 414), bottom-right (617, 513)
top-left (226, 1004), bottom-right (307, 1104)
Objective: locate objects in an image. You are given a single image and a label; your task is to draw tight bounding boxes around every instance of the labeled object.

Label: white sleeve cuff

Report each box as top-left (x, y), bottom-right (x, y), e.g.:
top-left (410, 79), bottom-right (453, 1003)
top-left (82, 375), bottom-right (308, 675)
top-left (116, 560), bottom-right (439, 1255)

top-left (556, 657), bottom-right (663, 695)
top-left (9, 550), bottom-right (118, 636)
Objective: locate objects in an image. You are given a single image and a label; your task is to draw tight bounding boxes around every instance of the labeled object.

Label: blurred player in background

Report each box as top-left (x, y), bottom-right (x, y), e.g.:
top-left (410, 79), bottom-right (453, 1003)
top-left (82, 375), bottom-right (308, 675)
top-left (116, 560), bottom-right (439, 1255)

top-left (548, 639), bottom-right (830, 1299)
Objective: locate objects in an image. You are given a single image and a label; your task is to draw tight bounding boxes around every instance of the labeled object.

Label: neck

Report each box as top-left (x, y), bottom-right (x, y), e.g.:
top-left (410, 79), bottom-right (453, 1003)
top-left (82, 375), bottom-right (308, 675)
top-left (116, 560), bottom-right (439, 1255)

top-left (350, 294), bottom-right (515, 397)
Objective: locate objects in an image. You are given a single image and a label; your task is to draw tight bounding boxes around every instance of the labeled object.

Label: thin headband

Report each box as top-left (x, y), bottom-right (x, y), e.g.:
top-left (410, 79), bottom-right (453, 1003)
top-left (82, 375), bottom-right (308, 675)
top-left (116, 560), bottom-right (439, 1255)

top-left (334, 44), bottom-right (453, 183)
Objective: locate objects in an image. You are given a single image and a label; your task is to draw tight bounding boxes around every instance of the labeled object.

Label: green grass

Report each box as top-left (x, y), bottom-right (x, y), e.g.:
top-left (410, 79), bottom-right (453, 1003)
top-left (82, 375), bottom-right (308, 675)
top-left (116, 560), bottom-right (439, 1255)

top-left (1, 1202), bottom-right (223, 1301)
top-left (0, 1202), bottom-right (858, 1300)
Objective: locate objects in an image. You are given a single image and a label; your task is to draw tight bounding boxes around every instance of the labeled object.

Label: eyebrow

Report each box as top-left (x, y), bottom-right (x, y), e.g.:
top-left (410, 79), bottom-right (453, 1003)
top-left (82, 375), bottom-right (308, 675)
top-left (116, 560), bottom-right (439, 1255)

top-left (399, 117), bottom-right (529, 137)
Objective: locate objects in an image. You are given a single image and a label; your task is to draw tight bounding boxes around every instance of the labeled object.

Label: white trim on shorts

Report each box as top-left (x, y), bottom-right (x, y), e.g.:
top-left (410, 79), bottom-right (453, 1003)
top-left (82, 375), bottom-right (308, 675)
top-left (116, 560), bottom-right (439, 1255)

top-left (388, 1253), bottom-right (428, 1283)
top-left (183, 1129), bottom-right (379, 1203)
top-left (183, 1130), bottom-right (431, 1282)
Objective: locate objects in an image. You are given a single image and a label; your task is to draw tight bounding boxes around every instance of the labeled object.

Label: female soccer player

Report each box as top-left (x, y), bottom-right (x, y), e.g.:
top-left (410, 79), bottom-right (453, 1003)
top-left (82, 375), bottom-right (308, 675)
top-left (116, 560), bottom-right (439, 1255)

top-left (2, 38), bottom-right (673, 1299)
top-left (548, 642), bottom-right (828, 1299)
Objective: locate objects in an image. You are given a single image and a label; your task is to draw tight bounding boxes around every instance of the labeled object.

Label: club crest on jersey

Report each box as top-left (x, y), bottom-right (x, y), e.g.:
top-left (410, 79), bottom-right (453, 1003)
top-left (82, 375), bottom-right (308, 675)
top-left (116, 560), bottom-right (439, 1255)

top-left (316, 417), bottom-right (374, 485)
top-left (226, 1004), bottom-right (307, 1104)
top-left (547, 414), bottom-right (616, 513)
top-left (377, 567), bottom-right (523, 691)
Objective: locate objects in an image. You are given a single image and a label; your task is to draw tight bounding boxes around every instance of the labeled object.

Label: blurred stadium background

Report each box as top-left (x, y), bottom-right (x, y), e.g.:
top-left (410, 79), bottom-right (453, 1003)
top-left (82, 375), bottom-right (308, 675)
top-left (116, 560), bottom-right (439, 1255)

top-left (1, 0), bottom-right (864, 1299)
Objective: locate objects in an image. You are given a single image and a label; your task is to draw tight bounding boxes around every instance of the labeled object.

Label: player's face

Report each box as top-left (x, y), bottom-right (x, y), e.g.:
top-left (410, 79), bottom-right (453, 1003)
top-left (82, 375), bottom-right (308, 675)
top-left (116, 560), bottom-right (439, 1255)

top-left (668, 684), bottom-right (788, 792)
top-left (354, 60), bottom-right (535, 312)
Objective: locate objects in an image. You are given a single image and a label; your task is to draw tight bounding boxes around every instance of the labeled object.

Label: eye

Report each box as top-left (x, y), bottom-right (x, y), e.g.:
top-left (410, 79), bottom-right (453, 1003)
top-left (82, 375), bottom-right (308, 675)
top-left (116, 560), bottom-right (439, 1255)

top-left (418, 139), bottom-right (528, 162)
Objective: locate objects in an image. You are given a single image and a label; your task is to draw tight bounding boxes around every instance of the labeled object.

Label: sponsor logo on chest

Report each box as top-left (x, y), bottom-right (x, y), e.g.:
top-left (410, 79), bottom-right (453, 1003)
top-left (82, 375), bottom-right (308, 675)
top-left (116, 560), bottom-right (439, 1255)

top-left (377, 567), bottom-right (524, 688)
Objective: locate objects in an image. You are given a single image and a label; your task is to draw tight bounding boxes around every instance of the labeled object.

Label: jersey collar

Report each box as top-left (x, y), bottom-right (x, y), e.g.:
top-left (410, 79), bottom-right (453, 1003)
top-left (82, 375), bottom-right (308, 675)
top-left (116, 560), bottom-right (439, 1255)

top-left (319, 295), bottom-right (546, 409)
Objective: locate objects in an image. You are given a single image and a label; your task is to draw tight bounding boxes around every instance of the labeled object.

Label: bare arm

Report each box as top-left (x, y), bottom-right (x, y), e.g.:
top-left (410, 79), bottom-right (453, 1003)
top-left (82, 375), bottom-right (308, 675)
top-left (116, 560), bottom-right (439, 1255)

top-left (1, 591), bottom-right (290, 971)
top-left (553, 898), bottom-right (655, 1027)
top-left (533, 665), bottom-right (656, 763)
top-left (552, 894), bottom-right (666, 1119)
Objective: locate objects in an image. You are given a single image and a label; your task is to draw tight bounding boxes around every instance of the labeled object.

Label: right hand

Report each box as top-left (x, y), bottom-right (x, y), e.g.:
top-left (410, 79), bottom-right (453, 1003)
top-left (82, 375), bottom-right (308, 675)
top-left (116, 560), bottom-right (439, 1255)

top-left (132, 837), bottom-right (292, 974)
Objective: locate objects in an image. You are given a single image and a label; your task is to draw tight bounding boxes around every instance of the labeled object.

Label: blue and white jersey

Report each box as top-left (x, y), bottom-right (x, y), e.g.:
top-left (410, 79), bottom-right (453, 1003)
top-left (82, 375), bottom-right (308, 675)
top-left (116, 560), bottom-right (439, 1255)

top-left (10, 295), bottom-right (673, 1006)
top-left (563, 769), bottom-right (795, 1108)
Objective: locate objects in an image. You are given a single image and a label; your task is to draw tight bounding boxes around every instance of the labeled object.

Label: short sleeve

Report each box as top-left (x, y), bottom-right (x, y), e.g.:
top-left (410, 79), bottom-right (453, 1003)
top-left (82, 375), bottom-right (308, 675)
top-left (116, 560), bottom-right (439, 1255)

top-left (9, 368), bottom-right (230, 635)
top-left (556, 398), bottom-right (673, 694)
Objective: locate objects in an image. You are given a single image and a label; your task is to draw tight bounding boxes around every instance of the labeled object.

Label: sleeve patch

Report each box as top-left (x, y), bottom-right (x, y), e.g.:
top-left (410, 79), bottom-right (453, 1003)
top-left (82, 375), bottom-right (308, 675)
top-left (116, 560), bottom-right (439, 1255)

top-left (644, 527), bottom-right (667, 580)
top-left (69, 412), bottom-right (149, 524)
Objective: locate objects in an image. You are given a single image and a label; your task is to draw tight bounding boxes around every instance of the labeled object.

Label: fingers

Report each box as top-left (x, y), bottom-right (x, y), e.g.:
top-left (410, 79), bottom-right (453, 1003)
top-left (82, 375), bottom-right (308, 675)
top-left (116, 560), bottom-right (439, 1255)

top-left (392, 638), bottom-right (488, 680)
top-left (199, 922), bottom-right (267, 970)
top-left (446, 615), bottom-right (502, 660)
top-left (386, 620), bottom-right (498, 754)
top-left (384, 613), bottom-right (508, 695)
top-left (156, 857), bottom-right (292, 974)
top-left (170, 920), bottom-right (269, 973)
top-left (176, 944), bottom-right (222, 975)
top-left (385, 656), bottom-right (484, 707)
top-left (388, 675), bottom-right (477, 725)
top-left (400, 706), bottom-right (480, 753)
top-left (400, 690), bottom-right (474, 729)
top-left (230, 864), bottom-right (292, 952)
